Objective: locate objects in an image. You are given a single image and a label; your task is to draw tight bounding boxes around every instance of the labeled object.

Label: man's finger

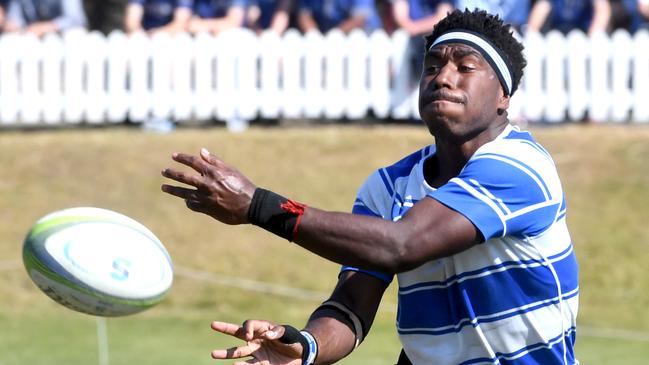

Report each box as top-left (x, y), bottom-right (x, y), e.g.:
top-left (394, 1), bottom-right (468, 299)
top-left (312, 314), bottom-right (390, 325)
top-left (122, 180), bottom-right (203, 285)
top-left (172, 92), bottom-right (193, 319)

top-left (185, 199), bottom-right (207, 213)
top-left (171, 152), bottom-right (211, 174)
top-left (211, 321), bottom-right (246, 340)
top-left (200, 148), bottom-right (223, 166)
top-left (161, 167), bottom-right (203, 187)
top-left (160, 184), bottom-right (200, 200)
top-left (211, 345), bottom-right (254, 359)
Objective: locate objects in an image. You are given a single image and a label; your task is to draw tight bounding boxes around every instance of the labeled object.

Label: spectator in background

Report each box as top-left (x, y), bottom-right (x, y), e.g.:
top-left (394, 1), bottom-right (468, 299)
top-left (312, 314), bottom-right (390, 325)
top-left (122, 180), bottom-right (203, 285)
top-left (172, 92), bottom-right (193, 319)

top-left (124, 0), bottom-right (193, 34)
top-left (392, 0), bottom-right (452, 36)
top-left (0, 0), bottom-right (7, 31)
top-left (297, 0), bottom-right (382, 34)
top-left (527, 0), bottom-right (611, 35)
top-left (454, 0), bottom-right (530, 32)
top-left (392, 0), bottom-right (452, 84)
top-left (622, 0), bottom-right (649, 31)
top-left (247, 0), bottom-right (293, 34)
top-left (4, 0), bottom-right (87, 36)
top-left (83, 0), bottom-right (128, 34)
top-left (188, 0), bottom-right (247, 35)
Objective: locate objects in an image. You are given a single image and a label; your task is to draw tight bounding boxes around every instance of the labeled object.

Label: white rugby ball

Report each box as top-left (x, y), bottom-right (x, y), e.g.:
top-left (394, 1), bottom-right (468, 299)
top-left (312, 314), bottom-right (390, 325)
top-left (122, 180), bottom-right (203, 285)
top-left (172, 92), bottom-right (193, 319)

top-left (23, 207), bottom-right (173, 316)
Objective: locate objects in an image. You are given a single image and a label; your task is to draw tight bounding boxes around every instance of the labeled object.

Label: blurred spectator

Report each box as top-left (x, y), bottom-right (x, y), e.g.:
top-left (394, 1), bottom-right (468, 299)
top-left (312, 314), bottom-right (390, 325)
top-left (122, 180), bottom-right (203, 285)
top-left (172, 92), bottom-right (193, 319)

top-left (622, 0), bottom-right (649, 31)
top-left (527, 0), bottom-right (612, 35)
top-left (297, 0), bottom-right (382, 34)
top-left (189, 0), bottom-right (247, 34)
top-left (247, 0), bottom-right (294, 34)
top-left (0, 0), bottom-right (7, 31)
top-left (454, 0), bottom-right (530, 32)
top-left (392, 0), bottom-right (452, 84)
top-left (124, 0), bottom-right (193, 34)
top-left (391, 0), bottom-right (452, 36)
top-left (83, 0), bottom-right (127, 34)
top-left (5, 0), bottom-right (87, 36)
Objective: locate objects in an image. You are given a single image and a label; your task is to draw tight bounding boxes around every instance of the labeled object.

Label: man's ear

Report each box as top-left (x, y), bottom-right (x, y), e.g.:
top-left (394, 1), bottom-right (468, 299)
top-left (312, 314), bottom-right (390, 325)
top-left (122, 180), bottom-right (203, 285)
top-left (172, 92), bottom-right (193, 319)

top-left (497, 92), bottom-right (510, 115)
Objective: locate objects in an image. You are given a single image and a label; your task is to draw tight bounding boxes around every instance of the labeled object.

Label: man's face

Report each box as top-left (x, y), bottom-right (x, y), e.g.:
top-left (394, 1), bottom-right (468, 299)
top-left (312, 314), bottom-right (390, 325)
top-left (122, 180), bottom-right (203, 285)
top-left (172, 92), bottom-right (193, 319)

top-left (418, 43), bottom-right (509, 142)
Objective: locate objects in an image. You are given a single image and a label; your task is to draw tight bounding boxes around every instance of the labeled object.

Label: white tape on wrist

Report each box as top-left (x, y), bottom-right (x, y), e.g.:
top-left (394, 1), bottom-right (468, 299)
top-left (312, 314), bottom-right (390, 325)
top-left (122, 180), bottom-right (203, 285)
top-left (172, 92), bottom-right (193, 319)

top-left (300, 330), bottom-right (318, 365)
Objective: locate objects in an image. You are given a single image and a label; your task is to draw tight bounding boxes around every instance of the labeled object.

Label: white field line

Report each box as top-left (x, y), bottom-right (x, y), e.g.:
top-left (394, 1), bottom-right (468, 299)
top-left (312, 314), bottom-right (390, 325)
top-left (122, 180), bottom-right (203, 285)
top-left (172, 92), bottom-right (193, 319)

top-left (174, 265), bottom-right (327, 302)
top-left (3, 259), bottom-right (648, 343)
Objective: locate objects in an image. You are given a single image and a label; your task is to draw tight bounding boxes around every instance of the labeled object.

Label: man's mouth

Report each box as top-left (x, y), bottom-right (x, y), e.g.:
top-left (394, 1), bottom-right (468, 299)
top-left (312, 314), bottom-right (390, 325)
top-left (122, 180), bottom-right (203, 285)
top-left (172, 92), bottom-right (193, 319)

top-left (430, 90), bottom-right (465, 104)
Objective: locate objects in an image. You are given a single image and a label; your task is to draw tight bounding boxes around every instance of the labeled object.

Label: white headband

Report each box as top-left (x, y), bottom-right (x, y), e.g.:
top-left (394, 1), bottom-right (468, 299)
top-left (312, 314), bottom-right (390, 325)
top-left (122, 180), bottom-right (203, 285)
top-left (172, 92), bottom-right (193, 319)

top-left (430, 31), bottom-right (513, 95)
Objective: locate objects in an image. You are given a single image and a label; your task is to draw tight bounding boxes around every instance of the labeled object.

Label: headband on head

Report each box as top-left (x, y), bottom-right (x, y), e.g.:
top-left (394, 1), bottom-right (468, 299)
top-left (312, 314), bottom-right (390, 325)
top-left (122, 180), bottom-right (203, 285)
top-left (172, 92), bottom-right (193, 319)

top-left (429, 31), bottom-right (513, 96)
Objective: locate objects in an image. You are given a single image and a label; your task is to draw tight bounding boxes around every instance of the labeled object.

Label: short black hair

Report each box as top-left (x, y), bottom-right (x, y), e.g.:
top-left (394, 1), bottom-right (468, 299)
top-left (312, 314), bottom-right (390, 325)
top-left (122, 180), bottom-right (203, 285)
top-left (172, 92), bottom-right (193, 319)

top-left (425, 8), bottom-right (526, 95)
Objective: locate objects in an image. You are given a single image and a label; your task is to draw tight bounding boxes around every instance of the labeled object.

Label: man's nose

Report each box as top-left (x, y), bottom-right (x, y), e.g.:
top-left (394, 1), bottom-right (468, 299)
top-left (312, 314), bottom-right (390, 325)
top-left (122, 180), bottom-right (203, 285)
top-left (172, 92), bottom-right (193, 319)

top-left (433, 64), bottom-right (457, 90)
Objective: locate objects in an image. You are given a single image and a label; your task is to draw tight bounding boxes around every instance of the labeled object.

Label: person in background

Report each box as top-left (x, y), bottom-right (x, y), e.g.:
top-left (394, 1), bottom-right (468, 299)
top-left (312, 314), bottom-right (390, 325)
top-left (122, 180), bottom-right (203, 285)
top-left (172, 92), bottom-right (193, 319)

top-left (4, 0), bottom-right (87, 36)
top-left (392, 0), bottom-right (452, 36)
top-left (622, 0), bottom-right (649, 31)
top-left (247, 0), bottom-right (294, 34)
top-left (297, 0), bottom-right (382, 34)
top-left (0, 0), bottom-right (7, 32)
top-left (392, 0), bottom-right (453, 86)
top-left (83, 0), bottom-right (127, 34)
top-left (527, 0), bottom-right (611, 35)
top-left (188, 0), bottom-right (247, 35)
top-left (124, 0), bottom-right (193, 34)
top-left (454, 0), bottom-right (531, 32)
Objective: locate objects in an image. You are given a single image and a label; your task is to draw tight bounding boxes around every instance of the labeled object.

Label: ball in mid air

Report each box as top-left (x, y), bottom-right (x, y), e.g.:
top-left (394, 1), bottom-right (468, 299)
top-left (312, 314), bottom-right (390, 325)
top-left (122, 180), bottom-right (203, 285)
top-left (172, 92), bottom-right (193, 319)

top-left (23, 207), bottom-right (173, 316)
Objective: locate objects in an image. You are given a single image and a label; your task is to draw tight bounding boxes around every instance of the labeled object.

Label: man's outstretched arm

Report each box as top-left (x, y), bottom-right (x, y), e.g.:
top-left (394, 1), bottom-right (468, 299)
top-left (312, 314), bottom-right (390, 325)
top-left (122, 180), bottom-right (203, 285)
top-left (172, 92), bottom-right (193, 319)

top-left (161, 149), bottom-right (481, 274)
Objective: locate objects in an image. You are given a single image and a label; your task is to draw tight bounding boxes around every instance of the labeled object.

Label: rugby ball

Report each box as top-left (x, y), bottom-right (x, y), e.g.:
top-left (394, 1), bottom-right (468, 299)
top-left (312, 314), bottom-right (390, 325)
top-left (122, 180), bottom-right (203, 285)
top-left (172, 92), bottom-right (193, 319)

top-left (23, 207), bottom-right (173, 316)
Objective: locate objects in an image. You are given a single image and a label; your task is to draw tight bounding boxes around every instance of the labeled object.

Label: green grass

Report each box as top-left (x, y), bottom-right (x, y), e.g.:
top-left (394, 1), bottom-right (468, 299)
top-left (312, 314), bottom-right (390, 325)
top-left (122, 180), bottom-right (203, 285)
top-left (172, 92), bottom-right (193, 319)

top-left (1, 124), bottom-right (648, 364)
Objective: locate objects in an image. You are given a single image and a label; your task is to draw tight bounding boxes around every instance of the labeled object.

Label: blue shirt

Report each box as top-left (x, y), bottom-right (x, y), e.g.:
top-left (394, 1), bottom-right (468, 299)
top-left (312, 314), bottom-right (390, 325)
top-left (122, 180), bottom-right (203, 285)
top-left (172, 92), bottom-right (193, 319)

top-left (547, 0), bottom-right (594, 32)
top-left (344, 125), bottom-right (579, 364)
top-left (248, 0), bottom-right (293, 28)
top-left (7, 0), bottom-right (87, 29)
top-left (129, 0), bottom-right (194, 30)
top-left (623, 0), bottom-right (649, 32)
top-left (194, 0), bottom-right (248, 19)
top-left (298, 0), bottom-right (382, 33)
top-left (454, 0), bottom-right (531, 27)
top-left (393, 0), bottom-right (452, 21)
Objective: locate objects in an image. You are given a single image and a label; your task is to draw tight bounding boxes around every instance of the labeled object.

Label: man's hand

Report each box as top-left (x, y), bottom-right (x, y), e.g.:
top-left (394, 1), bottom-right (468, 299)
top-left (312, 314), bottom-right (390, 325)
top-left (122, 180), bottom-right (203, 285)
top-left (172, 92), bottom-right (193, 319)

top-left (210, 320), bottom-right (303, 365)
top-left (161, 148), bottom-right (257, 224)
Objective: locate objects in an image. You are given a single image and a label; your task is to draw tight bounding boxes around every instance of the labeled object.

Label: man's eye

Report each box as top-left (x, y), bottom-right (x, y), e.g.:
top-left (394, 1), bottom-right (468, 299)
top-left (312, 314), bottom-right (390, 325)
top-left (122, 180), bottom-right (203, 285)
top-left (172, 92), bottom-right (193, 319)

top-left (459, 65), bottom-right (474, 72)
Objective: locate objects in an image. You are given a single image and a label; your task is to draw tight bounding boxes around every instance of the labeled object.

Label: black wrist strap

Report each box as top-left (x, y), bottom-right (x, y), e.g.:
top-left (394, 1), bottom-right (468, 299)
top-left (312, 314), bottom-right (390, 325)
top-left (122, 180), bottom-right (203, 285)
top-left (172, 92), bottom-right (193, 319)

top-left (248, 188), bottom-right (306, 241)
top-left (278, 325), bottom-right (311, 364)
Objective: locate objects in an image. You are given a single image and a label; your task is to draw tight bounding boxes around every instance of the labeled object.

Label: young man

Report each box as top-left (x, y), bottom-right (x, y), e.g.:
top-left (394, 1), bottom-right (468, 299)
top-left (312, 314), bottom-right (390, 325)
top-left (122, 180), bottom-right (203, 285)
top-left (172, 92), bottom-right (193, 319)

top-left (297, 0), bottom-right (382, 34)
top-left (162, 9), bottom-right (580, 365)
top-left (392, 0), bottom-right (454, 88)
top-left (246, 0), bottom-right (294, 34)
top-left (622, 0), bottom-right (649, 31)
top-left (454, 0), bottom-right (531, 32)
top-left (4, 0), bottom-right (87, 36)
top-left (124, 0), bottom-right (193, 34)
top-left (188, 0), bottom-right (247, 35)
top-left (527, 0), bottom-right (611, 35)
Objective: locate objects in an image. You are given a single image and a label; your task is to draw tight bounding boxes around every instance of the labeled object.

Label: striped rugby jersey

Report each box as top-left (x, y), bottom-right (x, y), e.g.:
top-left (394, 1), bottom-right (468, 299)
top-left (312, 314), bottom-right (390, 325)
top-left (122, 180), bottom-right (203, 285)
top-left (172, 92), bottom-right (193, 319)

top-left (343, 124), bottom-right (579, 365)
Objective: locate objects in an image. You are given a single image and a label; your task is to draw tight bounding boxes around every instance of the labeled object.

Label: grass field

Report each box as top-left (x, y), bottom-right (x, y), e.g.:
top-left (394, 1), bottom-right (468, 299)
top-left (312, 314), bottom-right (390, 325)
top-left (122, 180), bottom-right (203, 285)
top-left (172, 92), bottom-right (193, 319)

top-left (1, 124), bottom-right (648, 364)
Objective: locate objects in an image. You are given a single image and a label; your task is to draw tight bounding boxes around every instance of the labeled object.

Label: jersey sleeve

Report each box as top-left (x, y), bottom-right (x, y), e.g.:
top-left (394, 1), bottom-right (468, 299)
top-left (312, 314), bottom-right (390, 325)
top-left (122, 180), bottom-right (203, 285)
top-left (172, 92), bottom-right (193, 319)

top-left (340, 171), bottom-right (394, 284)
top-left (429, 152), bottom-right (562, 241)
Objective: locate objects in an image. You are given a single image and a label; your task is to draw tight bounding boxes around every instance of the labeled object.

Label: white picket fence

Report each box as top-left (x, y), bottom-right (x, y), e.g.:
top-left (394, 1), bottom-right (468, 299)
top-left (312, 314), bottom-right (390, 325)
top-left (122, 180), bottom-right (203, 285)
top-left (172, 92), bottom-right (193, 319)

top-left (0, 27), bottom-right (648, 129)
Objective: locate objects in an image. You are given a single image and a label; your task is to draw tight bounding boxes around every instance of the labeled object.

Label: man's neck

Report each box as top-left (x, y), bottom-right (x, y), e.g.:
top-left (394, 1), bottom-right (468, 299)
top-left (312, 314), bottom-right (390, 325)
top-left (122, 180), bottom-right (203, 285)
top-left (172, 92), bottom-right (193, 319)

top-left (425, 121), bottom-right (509, 187)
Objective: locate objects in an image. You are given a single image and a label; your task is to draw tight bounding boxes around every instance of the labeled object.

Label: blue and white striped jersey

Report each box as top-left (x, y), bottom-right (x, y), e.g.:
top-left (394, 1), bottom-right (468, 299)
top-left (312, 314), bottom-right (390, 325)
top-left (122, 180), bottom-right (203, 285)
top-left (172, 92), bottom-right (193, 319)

top-left (344, 124), bottom-right (579, 365)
